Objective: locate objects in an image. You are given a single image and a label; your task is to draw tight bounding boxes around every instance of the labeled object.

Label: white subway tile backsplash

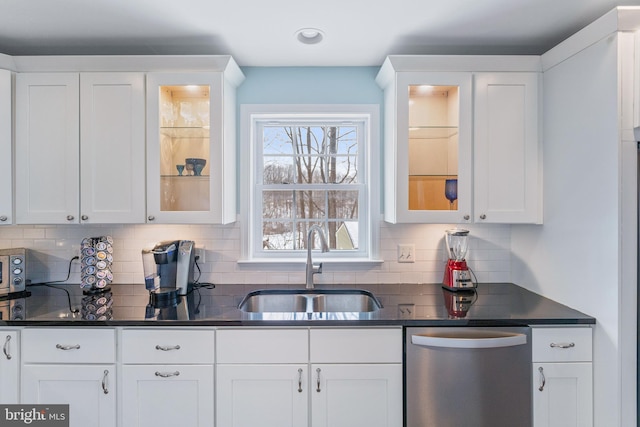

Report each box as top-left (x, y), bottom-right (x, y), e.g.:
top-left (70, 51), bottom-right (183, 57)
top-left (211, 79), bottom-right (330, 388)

top-left (0, 222), bottom-right (512, 286)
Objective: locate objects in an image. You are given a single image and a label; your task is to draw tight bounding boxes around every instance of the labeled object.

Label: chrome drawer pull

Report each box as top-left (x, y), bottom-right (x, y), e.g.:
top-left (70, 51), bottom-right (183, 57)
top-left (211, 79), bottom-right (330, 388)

top-left (538, 367), bottom-right (546, 391)
top-left (155, 344), bottom-right (181, 351)
top-left (316, 368), bottom-right (321, 392)
top-left (155, 371), bottom-right (180, 378)
top-left (297, 368), bottom-right (303, 393)
top-left (549, 342), bottom-right (575, 349)
top-left (56, 344), bottom-right (81, 351)
top-left (102, 370), bottom-right (109, 394)
top-left (3, 335), bottom-right (11, 360)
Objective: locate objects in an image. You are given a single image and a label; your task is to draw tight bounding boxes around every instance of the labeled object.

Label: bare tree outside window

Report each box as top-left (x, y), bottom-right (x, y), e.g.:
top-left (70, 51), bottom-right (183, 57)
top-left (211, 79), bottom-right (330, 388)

top-left (261, 124), bottom-right (360, 251)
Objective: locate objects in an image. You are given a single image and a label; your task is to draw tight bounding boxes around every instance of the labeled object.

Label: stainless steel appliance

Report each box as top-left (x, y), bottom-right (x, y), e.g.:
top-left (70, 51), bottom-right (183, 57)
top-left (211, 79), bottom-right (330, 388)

top-left (406, 326), bottom-right (532, 427)
top-left (0, 248), bottom-right (32, 296)
top-left (142, 240), bottom-right (195, 305)
top-left (0, 298), bottom-right (26, 321)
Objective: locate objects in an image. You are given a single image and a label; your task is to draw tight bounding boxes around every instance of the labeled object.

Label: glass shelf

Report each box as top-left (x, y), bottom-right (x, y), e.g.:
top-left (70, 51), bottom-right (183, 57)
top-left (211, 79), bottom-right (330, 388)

top-left (160, 127), bottom-right (210, 139)
top-left (408, 126), bottom-right (458, 139)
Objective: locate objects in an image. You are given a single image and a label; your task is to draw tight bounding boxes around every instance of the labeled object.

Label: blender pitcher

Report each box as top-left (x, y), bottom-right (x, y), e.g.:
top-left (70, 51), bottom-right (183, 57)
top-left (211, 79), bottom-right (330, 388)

top-left (443, 229), bottom-right (474, 290)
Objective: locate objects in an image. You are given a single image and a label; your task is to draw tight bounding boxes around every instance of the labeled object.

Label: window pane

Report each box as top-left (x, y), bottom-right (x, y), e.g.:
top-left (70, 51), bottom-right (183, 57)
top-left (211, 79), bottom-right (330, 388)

top-left (264, 157), bottom-right (295, 184)
top-left (296, 222), bottom-right (327, 250)
top-left (263, 221), bottom-right (294, 250)
top-left (264, 127), bottom-right (295, 155)
top-left (329, 156), bottom-right (358, 184)
top-left (295, 190), bottom-right (326, 219)
top-left (334, 127), bottom-right (358, 155)
top-left (263, 190), bottom-right (294, 218)
top-left (334, 221), bottom-right (359, 249)
top-left (328, 190), bottom-right (359, 219)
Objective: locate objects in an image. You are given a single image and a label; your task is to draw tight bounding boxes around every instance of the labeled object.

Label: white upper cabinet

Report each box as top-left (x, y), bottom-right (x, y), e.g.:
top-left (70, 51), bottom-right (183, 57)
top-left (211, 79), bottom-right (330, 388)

top-left (0, 70), bottom-right (11, 225)
top-left (379, 70), bottom-right (473, 223)
top-left (80, 73), bottom-right (146, 223)
top-left (474, 72), bottom-right (541, 223)
top-left (15, 72), bottom-right (146, 224)
top-left (376, 56), bottom-right (542, 224)
top-left (16, 73), bottom-right (80, 224)
top-left (146, 66), bottom-right (243, 224)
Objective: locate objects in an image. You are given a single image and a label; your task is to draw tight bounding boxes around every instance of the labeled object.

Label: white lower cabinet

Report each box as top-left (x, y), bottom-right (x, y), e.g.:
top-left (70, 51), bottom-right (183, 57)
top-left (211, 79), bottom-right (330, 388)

top-left (216, 327), bottom-right (403, 427)
top-left (0, 330), bottom-right (19, 403)
top-left (120, 328), bottom-right (215, 427)
top-left (216, 364), bottom-right (308, 426)
top-left (532, 327), bottom-right (593, 427)
top-left (20, 328), bottom-right (117, 427)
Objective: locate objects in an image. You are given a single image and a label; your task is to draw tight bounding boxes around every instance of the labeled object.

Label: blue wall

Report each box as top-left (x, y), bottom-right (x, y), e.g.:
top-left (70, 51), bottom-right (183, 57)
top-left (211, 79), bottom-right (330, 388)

top-left (237, 67), bottom-right (383, 105)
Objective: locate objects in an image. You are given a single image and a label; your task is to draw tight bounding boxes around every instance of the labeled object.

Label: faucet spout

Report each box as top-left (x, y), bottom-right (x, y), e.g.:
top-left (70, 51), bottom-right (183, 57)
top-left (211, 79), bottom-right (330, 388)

top-left (306, 225), bottom-right (329, 289)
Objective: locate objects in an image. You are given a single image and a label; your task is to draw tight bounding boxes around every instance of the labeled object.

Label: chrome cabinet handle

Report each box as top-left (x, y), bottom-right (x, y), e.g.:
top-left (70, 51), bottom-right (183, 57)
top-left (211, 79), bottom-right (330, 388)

top-left (81, 215), bottom-right (88, 221)
top-left (102, 370), bottom-right (109, 394)
top-left (155, 344), bottom-right (181, 351)
top-left (3, 335), bottom-right (11, 360)
top-left (479, 214), bottom-right (487, 220)
top-left (297, 368), bottom-right (303, 393)
top-left (316, 368), bottom-right (321, 392)
top-left (155, 371), bottom-right (180, 378)
top-left (463, 215), bottom-right (470, 220)
top-left (56, 344), bottom-right (81, 351)
top-left (550, 342), bottom-right (575, 349)
top-left (0, 216), bottom-right (7, 222)
top-left (538, 366), bottom-right (546, 391)
top-left (66, 215), bottom-right (74, 221)
top-left (148, 215), bottom-right (155, 221)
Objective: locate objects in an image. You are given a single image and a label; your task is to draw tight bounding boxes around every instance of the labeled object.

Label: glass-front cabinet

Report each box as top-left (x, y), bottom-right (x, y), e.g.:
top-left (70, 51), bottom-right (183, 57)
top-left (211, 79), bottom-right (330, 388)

top-left (146, 65), bottom-right (244, 223)
top-left (378, 68), bottom-right (472, 223)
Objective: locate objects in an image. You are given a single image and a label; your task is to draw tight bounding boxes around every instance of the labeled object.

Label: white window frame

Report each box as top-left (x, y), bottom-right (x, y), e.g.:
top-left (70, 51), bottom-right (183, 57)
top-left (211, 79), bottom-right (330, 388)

top-left (240, 104), bottom-right (380, 263)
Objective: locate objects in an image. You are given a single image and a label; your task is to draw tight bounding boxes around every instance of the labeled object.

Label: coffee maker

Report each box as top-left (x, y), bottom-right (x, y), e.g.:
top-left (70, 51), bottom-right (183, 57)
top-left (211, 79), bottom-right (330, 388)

top-left (142, 240), bottom-right (196, 305)
top-left (442, 229), bottom-right (474, 290)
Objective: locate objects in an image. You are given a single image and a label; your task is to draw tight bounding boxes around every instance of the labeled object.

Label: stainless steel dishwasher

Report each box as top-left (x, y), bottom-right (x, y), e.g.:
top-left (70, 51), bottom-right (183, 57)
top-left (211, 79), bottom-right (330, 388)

top-left (405, 326), bottom-right (532, 427)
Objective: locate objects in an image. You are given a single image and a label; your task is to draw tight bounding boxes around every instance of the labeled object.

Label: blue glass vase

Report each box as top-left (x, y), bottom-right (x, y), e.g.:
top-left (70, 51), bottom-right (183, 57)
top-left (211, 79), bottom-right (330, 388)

top-left (445, 179), bottom-right (458, 210)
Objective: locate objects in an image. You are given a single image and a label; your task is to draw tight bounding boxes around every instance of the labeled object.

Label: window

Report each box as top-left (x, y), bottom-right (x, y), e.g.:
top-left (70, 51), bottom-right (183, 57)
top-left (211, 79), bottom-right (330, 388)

top-left (241, 105), bottom-right (380, 262)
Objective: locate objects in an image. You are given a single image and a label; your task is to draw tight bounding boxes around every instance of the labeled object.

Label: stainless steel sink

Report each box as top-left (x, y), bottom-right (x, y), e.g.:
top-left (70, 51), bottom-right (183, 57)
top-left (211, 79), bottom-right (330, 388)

top-left (238, 289), bottom-right (383, 316)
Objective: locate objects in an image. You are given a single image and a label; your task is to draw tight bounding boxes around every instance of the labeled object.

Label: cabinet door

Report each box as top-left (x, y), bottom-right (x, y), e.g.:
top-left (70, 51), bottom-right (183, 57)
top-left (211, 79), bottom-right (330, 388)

top-left (474, 72), bottom-right (541, 223)
top-left (21, 364), bottom-right (115, 427)
top-left (80, 73), bottom-right (145, 223)
top-left (386, 71), bottom-right (473, 223)
top-left (217, 364), bottom-right (308, 427)
top-left (15, 73), bottom-right (80, 224)
top-left (146, 72), bottom-right (234, 224)
top-left (533, 362), bottom-right (593, 427)
top-left (121, 365), bottom-right (214, 427)
top-left (0, 331), bottom-right (19, 403)
top-left (311, 364), bottom-right (402, 427)
top-left (0, 70), bottom-right (11, 225)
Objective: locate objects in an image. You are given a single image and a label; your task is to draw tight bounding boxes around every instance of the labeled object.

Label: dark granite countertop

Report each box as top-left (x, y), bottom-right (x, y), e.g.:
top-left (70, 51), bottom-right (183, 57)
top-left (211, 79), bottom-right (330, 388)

top-left (0, 282), bottom-right (595, 327)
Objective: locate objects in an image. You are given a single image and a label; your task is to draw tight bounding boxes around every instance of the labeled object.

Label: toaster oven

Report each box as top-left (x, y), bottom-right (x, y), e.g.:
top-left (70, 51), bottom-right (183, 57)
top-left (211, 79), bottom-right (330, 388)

top-left (0, 248), bottom-right (31, 296)
top-left (0, 298), bottom-right (26, 321)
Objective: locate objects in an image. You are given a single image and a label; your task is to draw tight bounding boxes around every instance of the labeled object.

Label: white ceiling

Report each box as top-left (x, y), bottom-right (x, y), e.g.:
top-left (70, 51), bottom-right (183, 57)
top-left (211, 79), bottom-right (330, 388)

top-left (1, 0), bottom-right (640, 66)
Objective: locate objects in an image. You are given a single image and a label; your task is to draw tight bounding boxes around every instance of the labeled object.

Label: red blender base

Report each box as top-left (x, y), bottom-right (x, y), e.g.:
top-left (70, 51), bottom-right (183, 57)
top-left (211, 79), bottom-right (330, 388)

top-left (443, 259), bottom-right (474, 290)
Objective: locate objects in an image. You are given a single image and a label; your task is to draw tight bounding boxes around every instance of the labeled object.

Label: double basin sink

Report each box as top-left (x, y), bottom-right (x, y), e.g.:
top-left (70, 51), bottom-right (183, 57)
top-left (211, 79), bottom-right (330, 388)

top-left (238, 289), bottom-right (383, 319)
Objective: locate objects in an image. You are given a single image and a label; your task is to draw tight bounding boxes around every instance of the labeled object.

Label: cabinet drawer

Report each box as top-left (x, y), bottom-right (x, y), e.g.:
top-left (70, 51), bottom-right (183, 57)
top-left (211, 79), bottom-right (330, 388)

top-left (121, 329), bottom-right (215, 364)
top-left (310, 328), bottom-right (402, 363)
top-left (22, 328), bottom-right (115, 364)
top-left (532, 327), bottom-right (592, 362)
top-left (217, 328), bottom-right (308, 364)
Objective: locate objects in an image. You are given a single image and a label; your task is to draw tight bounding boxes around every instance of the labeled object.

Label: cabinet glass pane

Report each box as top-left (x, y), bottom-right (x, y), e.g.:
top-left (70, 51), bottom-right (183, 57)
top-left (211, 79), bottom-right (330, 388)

top-left (158, 85), bottom-right (210, 212)
top-left (408, 85), bottom-right (459, 211)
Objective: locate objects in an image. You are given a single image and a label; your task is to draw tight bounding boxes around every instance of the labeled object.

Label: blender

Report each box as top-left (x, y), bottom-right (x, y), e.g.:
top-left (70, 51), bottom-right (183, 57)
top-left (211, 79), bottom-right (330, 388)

top-left (442, 228), bottom-right (474, 290)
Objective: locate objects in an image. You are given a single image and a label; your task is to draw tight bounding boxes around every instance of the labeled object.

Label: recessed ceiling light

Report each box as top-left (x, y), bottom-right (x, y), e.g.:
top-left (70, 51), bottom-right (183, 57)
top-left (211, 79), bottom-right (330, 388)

top-left (295, 28), bottom-right (324, 45)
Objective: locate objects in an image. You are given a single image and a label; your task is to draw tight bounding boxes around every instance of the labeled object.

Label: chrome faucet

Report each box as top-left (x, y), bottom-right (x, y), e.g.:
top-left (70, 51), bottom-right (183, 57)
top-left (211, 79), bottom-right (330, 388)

top-left (306, 225), bottom-right (329, 289)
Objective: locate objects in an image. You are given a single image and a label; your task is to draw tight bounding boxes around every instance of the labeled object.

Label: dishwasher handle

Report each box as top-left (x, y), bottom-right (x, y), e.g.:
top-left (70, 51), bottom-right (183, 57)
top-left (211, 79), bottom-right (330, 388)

top-left (411, 331), bottom-right (527, 349)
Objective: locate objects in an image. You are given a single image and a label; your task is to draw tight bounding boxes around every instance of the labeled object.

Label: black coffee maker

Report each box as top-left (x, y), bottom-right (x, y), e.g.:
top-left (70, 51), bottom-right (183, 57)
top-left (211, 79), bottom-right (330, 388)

top-left (142, 240), bottom-right (195, 306)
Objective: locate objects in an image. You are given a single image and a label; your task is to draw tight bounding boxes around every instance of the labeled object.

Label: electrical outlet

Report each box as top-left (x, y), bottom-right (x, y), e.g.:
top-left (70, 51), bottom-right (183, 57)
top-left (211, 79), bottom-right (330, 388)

top-left (398, 303), bottom-right (415, 319)
top-left (397, 244), bottom-right (415, 263)
top-left (195, 248), bottom-right (205, 263)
